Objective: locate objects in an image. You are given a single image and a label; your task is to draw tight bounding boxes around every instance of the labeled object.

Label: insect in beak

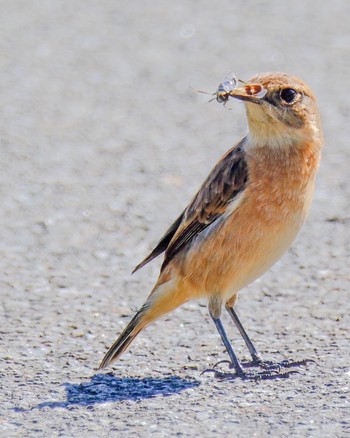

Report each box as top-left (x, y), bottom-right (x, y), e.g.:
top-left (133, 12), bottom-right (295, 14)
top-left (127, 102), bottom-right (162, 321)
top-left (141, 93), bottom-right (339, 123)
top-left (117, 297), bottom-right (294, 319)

top-left (190, 72), bottom-right (267, 107)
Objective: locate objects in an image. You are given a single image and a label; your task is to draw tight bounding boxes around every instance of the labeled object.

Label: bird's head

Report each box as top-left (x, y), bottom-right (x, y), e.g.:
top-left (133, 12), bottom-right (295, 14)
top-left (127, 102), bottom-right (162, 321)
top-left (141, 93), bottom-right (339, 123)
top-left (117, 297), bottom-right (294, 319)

top-left (229, 72), bottom-right (323, 150)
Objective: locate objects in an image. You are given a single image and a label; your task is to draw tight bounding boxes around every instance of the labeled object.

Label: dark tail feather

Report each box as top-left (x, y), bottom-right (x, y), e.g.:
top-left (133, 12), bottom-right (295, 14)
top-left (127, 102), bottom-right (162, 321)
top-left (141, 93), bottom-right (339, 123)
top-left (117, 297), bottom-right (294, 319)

top-left (99, 279), bottom-right (187, 369)
top-left (99, 307), bottom-right (147, 369)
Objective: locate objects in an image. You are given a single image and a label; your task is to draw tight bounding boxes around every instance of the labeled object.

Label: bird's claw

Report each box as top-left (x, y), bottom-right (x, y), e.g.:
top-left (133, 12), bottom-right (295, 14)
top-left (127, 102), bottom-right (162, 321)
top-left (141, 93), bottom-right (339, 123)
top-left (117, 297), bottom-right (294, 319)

top-left (200, 367), bottom-right (225, 377)
top-left (202, 368), bottom-right (301, 381)
top-left (249, 359), bottom-right (283, 371)
top-left (201, 356), bottom-right (315, 379)
top-left (277, 358), bottom-right (318, 368)
top-left (248, 357), bottom-right (317, 371)
top-left (211, 359), bottom-right (232, 369)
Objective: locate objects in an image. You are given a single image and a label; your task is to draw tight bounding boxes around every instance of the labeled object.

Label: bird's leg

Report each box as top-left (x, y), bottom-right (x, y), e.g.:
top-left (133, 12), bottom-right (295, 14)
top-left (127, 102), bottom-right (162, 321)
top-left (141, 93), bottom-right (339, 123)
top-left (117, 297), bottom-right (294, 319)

top-left (208, 296), bottom-right (245, 377)
top-left (225, 305), bottom-right (315, 371)
top-left (225, 305), bottom-right (262, 365)
top-left (204, 297), bottom-right (299, 380)
top-left (211, 317), bottom-right (247, 377)
top-left (225, 305), bottom-right (280, 370)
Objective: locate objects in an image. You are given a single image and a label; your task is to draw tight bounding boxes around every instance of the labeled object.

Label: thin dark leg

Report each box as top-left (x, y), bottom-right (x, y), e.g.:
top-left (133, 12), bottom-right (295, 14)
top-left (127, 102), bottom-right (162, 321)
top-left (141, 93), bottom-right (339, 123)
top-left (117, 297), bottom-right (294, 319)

top-left (225, 305), bottom-right (316, 373)
top-left (211, 316), bottom-right (245, 377)
top-left (225, 305), bottom-right (262, 364)
top-left (207, 310), bottom-right (307, 380)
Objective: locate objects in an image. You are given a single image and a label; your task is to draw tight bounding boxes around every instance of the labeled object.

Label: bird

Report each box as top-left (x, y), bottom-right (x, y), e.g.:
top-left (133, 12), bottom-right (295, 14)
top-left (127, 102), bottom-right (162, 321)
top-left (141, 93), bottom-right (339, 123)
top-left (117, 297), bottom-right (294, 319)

top-left (99, 72), bottom-right (323, 378)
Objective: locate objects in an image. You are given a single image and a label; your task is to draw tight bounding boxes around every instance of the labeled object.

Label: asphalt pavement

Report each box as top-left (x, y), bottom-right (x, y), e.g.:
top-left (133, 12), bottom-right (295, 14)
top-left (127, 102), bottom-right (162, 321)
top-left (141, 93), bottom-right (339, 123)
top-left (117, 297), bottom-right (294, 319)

top-left (0, 1), bottom-right (349, 437)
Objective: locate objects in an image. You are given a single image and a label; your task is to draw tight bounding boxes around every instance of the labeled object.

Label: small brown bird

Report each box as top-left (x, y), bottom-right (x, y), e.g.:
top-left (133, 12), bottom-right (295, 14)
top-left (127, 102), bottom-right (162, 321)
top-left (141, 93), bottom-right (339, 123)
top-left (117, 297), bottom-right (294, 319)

top-left (99, 72), bottom-right (323, 378)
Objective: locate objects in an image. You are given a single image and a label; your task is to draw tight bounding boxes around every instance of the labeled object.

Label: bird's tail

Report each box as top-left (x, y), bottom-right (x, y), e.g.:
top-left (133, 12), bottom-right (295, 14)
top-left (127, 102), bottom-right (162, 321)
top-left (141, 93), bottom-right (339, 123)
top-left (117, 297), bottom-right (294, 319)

top-left (99, 279), bottom-right (189, 369)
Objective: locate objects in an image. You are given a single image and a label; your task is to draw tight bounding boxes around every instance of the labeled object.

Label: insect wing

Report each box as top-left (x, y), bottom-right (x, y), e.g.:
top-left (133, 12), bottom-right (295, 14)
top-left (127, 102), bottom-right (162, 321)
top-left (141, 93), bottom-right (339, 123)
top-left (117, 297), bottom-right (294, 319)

top-left (216, 71), bottom-right (238, 104)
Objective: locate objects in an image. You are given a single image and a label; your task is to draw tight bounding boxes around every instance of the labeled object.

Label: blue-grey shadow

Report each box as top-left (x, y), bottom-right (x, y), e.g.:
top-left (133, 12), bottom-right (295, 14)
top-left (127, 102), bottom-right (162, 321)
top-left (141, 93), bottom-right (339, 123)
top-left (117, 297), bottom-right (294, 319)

top-left (27, 373), bottom-right (200, 409)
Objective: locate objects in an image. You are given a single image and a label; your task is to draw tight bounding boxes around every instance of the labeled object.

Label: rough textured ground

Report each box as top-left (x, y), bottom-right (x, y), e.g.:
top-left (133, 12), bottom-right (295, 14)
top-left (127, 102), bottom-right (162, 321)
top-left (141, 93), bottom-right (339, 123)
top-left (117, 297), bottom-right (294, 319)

top-left (0, 1), bottom-right (349, 437)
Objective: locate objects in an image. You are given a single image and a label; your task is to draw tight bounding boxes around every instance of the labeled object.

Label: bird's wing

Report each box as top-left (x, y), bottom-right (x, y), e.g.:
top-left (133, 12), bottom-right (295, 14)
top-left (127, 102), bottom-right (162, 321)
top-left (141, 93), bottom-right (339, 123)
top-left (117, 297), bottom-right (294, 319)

top-left (132, 211), bottom-right (185, 273)
top-left (133, 137), bottom-right (248, 273)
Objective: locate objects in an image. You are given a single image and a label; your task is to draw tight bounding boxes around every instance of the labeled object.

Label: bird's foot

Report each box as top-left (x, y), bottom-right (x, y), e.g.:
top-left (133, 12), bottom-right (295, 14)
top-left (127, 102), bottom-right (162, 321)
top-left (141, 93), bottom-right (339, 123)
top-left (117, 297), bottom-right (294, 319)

top-left (201, 356), bottom-right (316, 380)
top-left (209, 358), bottom-right (284, 372)
top-left (276, 358), bottom-right (317, 368)
top-left (201, 367), bottom-right (301, 381)
top-left (251, 357), bottom-right (317, 370)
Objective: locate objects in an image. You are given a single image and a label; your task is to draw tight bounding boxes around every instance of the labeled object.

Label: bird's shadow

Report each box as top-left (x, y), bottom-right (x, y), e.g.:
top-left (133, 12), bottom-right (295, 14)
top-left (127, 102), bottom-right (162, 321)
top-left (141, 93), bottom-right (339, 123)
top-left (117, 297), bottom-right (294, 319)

top-left (19, 373), bottom-right (200, 410)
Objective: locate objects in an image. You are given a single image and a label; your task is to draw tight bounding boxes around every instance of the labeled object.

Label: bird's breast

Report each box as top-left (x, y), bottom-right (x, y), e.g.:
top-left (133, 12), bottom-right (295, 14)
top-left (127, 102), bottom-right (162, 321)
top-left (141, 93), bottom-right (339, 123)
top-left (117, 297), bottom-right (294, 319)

top-left (181, 142), bottom-right (321, 296)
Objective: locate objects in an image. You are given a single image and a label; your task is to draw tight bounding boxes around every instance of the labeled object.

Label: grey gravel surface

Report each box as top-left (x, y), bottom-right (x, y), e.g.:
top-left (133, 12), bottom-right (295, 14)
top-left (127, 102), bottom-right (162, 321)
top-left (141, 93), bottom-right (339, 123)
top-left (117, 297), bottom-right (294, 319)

top-left (0, 1), bottom-right (349, 437)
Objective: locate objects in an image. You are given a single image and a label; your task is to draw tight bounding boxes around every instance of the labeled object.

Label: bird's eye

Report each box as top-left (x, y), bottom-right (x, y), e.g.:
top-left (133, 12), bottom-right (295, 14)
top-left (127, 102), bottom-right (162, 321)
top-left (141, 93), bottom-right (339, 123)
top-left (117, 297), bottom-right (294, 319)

top-left (280, 88), bottom-right (297, 104)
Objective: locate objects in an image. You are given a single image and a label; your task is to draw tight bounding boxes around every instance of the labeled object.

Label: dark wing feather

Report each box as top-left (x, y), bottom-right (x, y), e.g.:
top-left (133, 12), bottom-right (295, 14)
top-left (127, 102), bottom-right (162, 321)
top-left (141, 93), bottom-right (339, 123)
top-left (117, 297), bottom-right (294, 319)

top-left (133, 137), bottom-right (248, 273)
top-left (132, 212), bottom-right (184, 273)
top-left (161, 138), bottom-right (248, 270)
